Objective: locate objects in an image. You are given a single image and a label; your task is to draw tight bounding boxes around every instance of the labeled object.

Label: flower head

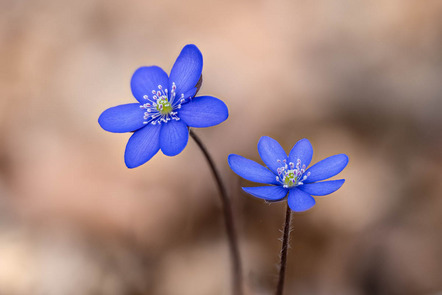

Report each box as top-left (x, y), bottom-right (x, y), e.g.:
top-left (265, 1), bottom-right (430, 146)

top-left (228, 137), bottom-right (348, 212)
top-left (99, 45), bottom-right (229, 168)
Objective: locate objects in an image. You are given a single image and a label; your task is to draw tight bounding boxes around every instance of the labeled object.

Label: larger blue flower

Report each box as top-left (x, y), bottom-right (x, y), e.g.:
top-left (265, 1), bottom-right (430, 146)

top-left (99, 45), bottom-right (229, 168)
top-left (228, 137), bottom-right (348, 212)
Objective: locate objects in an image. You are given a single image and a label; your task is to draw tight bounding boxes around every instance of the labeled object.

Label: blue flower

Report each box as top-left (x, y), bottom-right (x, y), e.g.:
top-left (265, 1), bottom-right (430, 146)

top-left (99, 45), bottom-right (229, 168)
top-left (228, 137), bottom-right (348, 212)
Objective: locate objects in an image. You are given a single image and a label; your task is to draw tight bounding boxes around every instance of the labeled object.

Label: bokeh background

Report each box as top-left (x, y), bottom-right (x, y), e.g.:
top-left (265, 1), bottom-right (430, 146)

top-left (1, 0), bottom-right (442, 294)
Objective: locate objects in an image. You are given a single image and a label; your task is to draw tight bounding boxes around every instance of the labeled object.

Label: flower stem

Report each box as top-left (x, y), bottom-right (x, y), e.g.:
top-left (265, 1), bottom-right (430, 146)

top-left (275, 203), bottom-right (292, 295)
top-left (189, 129), bottom-right (243, 295)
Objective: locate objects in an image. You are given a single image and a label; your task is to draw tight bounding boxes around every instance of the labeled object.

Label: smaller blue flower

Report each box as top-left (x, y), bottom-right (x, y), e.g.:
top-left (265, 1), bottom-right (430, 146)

top-left (228, 137), bottom-right (348, 212)
top-left (98, 45), bottom-right (228, 168)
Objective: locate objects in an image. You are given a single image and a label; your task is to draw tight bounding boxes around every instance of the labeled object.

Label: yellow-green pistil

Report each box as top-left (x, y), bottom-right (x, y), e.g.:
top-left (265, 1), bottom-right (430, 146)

top-left (284, 170), bottom-right (298, 187)
top-left (156, 98), bottom-right (173, 115)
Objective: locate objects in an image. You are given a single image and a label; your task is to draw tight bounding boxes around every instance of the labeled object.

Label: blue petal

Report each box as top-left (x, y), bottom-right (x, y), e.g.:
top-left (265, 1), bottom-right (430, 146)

top-left (131, 66), bottom-right (169, 103)
top-left (257, 136), bottom-right (288, 175)
top-left (124, 124), bottom-right (161, 168)
top-left (288, 138), bottom-right (313, 168)
top-left (179, 96), bottom-right (228, 128)
top-left (228, 154), bottom-right (279, 185)
top-left (298, 179), bottom-right (345, 196)
top-left (304, 154), bottom-right (349, 183)
top-left (242, 186), bottom-right (288, 201)
top-left (287, 188), bottom-right (316, 212)
top-left (159, 120), bottom-right (189, 156)
top-left (182, 87), bottom-right (197, 100)
top-left (169, 44), bottom-right (203, 96)
top-left (98, 103), bottom-right (145, 133)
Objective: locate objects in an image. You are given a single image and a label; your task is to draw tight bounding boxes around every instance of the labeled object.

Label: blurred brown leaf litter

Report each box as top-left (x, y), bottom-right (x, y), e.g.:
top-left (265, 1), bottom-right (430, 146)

top-left (0, 0), bottom-right (441, 294)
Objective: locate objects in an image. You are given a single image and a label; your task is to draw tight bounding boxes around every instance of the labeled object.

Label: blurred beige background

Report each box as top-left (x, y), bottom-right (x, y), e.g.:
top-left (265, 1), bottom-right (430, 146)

top-left (1, 0), bottom-right (442, 294)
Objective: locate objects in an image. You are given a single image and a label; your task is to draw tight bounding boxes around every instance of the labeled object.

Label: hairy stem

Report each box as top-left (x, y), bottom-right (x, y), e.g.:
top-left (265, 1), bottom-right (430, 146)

top-left (189, 129), bottom-right (243, 295)
top-left (275, 203), bottom-right (292, 295)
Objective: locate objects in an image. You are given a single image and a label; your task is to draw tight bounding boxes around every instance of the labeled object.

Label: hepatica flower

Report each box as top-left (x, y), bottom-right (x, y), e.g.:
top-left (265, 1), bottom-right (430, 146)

top-left (228, 137), bottom-right (348, 212)
top-left (99, 45), bottom-right (228, 168)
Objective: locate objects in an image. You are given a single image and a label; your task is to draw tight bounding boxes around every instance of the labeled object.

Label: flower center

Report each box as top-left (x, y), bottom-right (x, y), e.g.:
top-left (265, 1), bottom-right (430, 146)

top-left (139, 82), bottom-right (191, 125)
top-left (156, 97), bottom-right (173, 115)
top-left (276, 159), bottom-right (310, 188)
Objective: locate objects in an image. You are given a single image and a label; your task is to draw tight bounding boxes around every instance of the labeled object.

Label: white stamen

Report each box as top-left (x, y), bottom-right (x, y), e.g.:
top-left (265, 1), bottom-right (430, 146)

top-left (140, 82), bottom-right (189, 125)
top-left (275, 158), bottom-right (310, 188)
